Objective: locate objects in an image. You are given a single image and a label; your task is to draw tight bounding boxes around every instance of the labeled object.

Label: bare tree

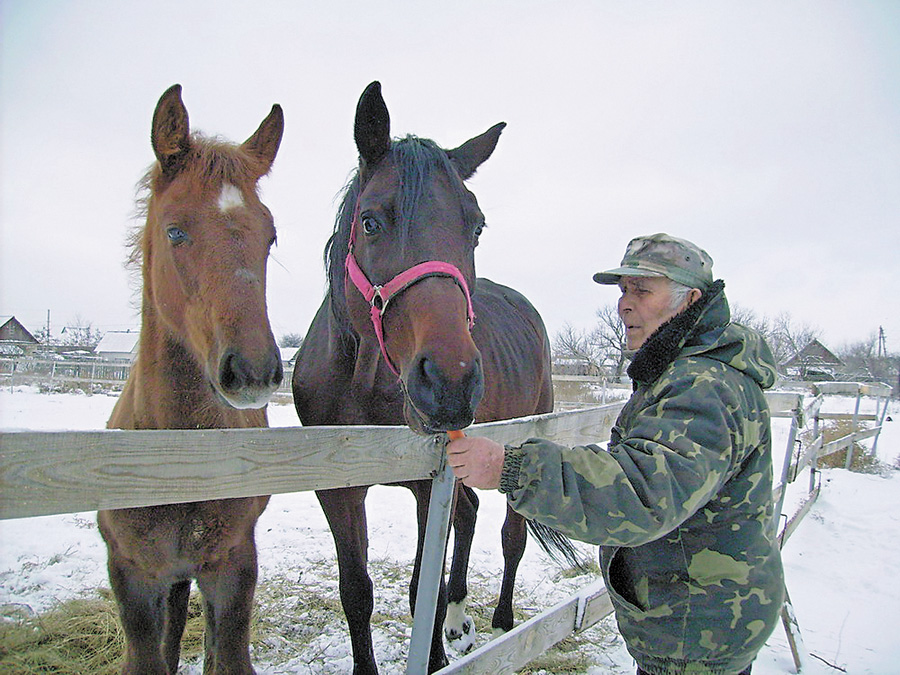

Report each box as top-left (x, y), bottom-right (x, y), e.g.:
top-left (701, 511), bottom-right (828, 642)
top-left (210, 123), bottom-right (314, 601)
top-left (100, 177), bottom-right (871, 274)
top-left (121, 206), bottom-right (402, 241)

top-left (553, 323), bottom-right (605, 375)
top-left (770, 312), bottom-right (821, 377)
top-left (838, 330), bottom-right (899, 385)
top-left (592, 304), bottom-right (628, 378)
top-left (60, 315), bottom-right (103, 350)
top-left (279, 332), bottom-right (304, 348)
top-left (552, 304), bottom-right (629, 379)
top-left (731, 303), bottom-right (772, 340)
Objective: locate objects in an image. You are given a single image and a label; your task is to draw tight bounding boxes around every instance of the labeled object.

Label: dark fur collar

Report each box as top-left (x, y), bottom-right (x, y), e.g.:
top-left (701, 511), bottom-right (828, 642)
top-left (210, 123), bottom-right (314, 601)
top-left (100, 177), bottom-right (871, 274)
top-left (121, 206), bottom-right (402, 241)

top-left (627, 279), bottom-right (726, 385)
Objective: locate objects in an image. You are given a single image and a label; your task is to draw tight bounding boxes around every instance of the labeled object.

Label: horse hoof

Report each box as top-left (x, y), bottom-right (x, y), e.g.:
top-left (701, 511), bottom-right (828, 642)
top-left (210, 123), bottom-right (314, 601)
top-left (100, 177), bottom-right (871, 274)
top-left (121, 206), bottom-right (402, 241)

top-left (445, 614), bottom-right (476, 654)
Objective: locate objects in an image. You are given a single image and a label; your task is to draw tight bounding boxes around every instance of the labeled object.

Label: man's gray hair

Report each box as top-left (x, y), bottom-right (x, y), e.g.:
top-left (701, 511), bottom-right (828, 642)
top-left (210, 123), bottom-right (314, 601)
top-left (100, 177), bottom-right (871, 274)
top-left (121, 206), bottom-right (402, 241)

top-left (668, 279), bottom-right (696, 312)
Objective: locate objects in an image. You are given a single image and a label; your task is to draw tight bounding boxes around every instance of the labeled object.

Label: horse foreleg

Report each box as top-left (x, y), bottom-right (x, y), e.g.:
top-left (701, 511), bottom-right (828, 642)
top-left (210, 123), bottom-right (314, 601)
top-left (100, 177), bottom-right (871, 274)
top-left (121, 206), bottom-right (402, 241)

top-left (106, 555), bottom-right (169, 675)
top-left (316, 487), bottom-right (378, 675)
top-left (445, 483), bottom-right (477, 654)
top-left (407, 481), bottom-right (450, 673)
top-left (491, 504), bottom-right (527, 636)
top-left (162, 579), bottom-right (191, 673)
top-left (195, 538), bottom-right (259, 675)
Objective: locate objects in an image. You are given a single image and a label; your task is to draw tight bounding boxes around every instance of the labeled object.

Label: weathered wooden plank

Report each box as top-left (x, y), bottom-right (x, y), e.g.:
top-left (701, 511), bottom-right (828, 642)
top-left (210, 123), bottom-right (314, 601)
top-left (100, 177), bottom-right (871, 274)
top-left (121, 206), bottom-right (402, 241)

top-left (803, 393), bottom-right (825, 423)
top-left (436, 579), bottom-right (610, 675)
top-left (437, 590), bottom-right (580, 674)
top-left (779, 484), bottom-right (820, 547)
top-left (473, 403), bottom-right (624, 448)
top-left (816, 412), bottom-right (878, 422)
top-left (766, 392), bottom-right (802, 416)
top-left (817, 426), bottom-right (881, 461)
top-left (576, 582), bottom-right (614, 633)
top-left (796, 434), bottom-right (823, 474)
top-left (813, 381), bottom-right (892, 398)
top-left (817, 434), bottom-right (853, 460)
top-left (0, 426), bottom-right (443, 520)
top-left (0, 405), bottom-right (626, 521)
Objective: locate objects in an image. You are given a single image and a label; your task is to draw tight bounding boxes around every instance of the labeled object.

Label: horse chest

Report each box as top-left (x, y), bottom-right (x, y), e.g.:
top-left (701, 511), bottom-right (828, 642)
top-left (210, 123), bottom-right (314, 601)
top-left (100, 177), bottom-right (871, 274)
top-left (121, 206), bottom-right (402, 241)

top-left (101, 501), bottom-right (258, 571)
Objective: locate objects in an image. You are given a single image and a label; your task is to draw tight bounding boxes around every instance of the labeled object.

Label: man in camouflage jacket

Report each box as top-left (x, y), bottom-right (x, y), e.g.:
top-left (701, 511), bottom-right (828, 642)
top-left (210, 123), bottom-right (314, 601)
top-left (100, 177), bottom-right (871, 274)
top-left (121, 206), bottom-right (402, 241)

top-left (448, 234), bottom-right (784, 675)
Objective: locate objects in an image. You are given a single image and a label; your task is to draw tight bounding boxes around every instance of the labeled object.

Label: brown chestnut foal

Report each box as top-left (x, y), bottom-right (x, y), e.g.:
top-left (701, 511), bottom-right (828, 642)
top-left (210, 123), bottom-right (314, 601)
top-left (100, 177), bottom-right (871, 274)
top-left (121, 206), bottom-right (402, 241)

top-left (98, 84), bottom-right (283, 675)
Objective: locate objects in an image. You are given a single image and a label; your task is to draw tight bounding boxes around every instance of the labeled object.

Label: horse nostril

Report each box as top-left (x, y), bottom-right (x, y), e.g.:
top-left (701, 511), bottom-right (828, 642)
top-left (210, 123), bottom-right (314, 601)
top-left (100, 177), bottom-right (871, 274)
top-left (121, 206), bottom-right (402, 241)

top-left (219, 351), bottom-right (248, 393)
top-left (270, 353), bottom-right (284, 387)
top-left (220, 349), bottom-right (283, 393)
top-left (407, 354), bottom-right (484, 429)
top-left (415, 356), bottom-right (440, 410)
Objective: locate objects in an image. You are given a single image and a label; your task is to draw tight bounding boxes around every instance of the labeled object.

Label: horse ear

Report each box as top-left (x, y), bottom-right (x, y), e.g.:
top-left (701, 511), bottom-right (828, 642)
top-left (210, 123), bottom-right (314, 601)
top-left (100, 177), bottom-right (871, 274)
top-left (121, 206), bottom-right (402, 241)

top-left (354, 81), bottom-right (391, 171)
top-left (151, 84), bottom-right (191, 178)
top-left (243, 104), bottom-right (285, 177)
top-left (447, 122), bottom-right (506, 180)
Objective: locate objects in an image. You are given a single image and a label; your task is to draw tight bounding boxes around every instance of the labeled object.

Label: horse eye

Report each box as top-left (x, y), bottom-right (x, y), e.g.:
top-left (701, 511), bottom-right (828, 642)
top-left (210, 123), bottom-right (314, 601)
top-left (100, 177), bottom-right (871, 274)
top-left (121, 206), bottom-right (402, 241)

top-left (361, 215), bottom-right (381, 236)
top-left (166, 226), bottom-right (189, 245)
top-left (473, 224), bottom-right (484, 246)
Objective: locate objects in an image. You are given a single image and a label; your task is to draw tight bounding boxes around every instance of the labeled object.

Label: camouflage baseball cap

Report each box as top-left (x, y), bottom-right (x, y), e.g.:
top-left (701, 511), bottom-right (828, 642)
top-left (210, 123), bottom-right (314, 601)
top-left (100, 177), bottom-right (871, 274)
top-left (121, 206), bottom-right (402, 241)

top-left (593, 233), bottom-right (714, 289)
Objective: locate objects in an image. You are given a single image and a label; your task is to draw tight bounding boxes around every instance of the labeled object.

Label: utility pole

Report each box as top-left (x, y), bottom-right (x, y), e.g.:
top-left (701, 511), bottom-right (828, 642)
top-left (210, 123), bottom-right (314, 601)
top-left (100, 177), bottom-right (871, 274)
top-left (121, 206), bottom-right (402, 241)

top-left (877, 326), bottom-right (886, 359)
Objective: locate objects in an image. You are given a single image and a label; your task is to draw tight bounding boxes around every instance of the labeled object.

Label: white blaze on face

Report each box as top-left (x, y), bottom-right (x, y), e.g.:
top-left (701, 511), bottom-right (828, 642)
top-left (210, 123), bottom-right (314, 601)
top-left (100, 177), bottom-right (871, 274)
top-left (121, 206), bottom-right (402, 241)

top-left (217, 183), bottom-right (245, 212)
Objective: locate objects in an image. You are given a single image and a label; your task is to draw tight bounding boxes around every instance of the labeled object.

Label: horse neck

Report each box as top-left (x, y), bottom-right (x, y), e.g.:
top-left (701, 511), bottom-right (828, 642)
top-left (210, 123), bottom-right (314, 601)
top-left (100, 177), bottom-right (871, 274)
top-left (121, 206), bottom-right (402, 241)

top-left (117, 304), bottom-right (266, 430)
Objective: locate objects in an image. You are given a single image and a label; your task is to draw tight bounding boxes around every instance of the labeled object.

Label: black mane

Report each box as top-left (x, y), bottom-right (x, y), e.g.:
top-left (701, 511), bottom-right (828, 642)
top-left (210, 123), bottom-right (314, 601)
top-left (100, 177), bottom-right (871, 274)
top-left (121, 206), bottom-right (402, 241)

top-left (324, 135), bottom-right (474, 332)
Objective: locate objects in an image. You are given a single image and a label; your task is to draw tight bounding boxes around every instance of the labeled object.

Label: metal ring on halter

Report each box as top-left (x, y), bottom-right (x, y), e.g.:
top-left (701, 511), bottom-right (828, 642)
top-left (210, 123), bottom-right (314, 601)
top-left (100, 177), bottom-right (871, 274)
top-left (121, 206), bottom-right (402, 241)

top-left (345, 245), bottom-right (476, 377)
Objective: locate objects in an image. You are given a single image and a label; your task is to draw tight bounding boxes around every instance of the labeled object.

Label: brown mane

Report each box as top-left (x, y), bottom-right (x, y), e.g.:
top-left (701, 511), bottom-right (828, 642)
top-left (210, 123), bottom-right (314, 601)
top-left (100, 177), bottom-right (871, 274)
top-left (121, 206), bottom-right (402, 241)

top-left (127, 133), bottom-right (272, 273)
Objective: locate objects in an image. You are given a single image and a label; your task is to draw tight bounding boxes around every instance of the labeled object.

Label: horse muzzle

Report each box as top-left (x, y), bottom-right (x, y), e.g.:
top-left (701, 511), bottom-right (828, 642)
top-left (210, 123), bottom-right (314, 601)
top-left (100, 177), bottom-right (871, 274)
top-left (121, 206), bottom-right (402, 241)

top-left (216, 346), bottom-right (284, 409)
top-left (402, 351), bottom-right (484, 434)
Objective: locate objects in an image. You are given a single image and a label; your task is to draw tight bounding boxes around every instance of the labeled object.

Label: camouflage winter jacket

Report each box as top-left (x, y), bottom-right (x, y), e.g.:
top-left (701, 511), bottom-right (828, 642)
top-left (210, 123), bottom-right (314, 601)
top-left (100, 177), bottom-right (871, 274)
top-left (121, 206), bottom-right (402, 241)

top-left (500, 281), bottom-right (784, 675)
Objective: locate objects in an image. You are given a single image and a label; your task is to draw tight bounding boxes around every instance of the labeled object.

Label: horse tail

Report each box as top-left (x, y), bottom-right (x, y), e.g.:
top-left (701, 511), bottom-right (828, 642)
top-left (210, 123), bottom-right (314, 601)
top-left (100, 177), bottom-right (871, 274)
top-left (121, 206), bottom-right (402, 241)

top-left (525, 519), bottom-right (592, 572)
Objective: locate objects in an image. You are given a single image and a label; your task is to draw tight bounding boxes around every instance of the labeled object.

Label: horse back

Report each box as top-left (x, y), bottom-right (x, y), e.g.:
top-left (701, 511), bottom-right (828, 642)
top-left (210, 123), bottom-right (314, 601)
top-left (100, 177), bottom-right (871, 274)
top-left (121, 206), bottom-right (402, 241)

top-left (471, 277), bottom-right (553, 422)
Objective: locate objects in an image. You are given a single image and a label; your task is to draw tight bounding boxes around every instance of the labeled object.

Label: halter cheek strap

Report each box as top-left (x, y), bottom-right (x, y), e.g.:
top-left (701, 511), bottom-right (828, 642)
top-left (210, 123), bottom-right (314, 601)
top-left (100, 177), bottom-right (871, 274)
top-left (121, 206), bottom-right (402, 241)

top-left (344, 234), bottom-right (476, 378)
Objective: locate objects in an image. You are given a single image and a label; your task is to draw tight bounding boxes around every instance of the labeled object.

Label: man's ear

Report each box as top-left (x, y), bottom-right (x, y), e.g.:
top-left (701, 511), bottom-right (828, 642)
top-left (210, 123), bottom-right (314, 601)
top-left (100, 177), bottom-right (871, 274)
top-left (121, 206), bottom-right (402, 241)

top-left (688, 288), bottom-right (703, 306)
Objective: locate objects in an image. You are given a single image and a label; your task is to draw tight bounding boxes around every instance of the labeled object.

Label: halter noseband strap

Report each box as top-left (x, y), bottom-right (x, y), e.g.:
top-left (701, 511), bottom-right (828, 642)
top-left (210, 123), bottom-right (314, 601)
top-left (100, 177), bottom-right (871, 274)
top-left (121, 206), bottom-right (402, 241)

top-left (344, 217), bottom-right (476, 378)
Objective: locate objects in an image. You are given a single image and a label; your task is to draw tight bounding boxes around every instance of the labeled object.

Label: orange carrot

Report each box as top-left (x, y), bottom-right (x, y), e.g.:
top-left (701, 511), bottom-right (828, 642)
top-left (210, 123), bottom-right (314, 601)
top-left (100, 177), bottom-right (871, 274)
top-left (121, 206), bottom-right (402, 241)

top-left (447, 430), bottom-right (465, 440)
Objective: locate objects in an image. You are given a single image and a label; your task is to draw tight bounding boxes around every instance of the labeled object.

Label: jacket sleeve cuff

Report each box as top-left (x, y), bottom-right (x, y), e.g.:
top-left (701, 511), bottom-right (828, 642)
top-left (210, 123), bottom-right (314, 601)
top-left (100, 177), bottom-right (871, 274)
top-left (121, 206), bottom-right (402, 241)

top-left (499, 446), bottom-right (525, 494)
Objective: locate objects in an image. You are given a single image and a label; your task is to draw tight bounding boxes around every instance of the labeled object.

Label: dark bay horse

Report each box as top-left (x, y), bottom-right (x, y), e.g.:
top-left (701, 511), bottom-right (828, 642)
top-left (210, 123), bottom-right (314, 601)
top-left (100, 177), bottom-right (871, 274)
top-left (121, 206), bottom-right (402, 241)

top-left (98, 84), bottom-right (284, 675)
top-left (292, 81), bottom-right (561, 674)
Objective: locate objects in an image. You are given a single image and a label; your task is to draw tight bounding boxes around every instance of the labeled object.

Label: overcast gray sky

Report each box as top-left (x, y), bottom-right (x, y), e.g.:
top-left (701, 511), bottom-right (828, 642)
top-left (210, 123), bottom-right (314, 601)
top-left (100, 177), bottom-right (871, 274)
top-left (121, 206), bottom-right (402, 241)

top-left (2, 1), bottom-right (899, 354)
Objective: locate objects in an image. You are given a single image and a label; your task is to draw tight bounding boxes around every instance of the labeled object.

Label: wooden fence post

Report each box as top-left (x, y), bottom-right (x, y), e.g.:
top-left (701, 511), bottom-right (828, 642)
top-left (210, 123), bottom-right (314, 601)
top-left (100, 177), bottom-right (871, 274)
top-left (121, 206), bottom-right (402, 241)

top-left (776, 398), bottom-right (807, 673)
top-left (870, 392), bottom-right (890, 457)
top-left (780, 586), bottom-right (807, 673)
top-left (809, 407), bottom-right (820, 494)
top-left (773, 411), bottom-right (799, 539)
top-left (844, 386), bottom-right (862, 469)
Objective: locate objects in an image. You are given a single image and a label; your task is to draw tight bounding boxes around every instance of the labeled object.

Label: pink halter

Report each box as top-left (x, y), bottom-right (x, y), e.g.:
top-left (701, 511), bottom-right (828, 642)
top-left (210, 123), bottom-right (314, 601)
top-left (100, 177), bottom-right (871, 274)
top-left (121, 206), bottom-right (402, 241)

top-left (344, 209), bottom-right (476, 377)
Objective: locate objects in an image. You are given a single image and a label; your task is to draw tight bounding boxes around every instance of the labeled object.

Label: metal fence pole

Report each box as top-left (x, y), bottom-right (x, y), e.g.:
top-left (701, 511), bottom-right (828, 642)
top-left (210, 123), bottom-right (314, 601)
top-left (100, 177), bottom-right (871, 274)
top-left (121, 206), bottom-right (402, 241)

top-left (407, 439), bottom-right (456, 674)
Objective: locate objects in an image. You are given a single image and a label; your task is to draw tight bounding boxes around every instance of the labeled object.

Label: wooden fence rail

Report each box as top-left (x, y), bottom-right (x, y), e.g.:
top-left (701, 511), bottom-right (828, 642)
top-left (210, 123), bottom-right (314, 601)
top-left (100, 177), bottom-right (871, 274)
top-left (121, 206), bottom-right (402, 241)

top-left (0, 382), bottom-right (891, 674)
top-left (0, 356), bottom-right (295, 392)
top-left (0, 403), bottom-right (623, 521)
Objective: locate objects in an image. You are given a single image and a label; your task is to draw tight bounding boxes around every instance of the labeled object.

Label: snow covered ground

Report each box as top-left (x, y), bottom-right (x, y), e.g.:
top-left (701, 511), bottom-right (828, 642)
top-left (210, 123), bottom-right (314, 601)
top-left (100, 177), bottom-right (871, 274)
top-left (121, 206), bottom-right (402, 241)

top-left (1, 386), bottom-right (898, 674)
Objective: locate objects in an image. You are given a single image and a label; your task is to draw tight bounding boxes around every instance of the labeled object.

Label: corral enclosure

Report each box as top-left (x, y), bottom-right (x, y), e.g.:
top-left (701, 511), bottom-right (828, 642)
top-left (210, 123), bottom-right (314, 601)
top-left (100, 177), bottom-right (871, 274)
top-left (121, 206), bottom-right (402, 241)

top-left (3, 382), bottom-right (900, 672)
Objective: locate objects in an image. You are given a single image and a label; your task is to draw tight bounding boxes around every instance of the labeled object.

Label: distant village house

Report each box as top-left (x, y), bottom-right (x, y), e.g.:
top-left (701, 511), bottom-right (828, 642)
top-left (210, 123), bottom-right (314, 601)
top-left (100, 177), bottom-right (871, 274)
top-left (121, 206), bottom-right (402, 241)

top-left (94, 330), bottom-right (140, 362)
top-left (781, 338), bottom-right (844, 381)
top-left (0, 316), bottom-right (39, 356)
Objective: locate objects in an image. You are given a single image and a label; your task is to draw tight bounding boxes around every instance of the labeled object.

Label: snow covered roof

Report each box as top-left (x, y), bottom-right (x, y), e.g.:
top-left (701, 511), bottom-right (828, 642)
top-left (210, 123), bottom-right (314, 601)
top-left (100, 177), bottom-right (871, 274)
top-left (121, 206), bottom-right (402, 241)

top-left (95, 330), bottom-right (140, 355)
